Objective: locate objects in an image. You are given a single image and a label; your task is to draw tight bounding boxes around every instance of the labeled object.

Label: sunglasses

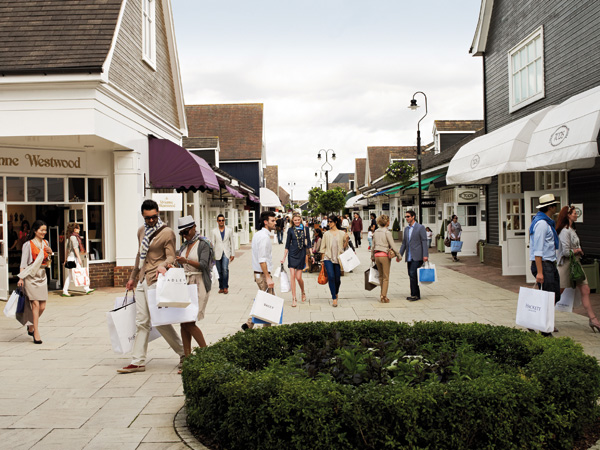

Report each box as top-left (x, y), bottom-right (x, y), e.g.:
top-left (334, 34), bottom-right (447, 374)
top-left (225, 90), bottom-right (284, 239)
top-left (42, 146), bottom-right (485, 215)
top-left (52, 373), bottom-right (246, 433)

top-left (327, 220), bottom-right (333, 223)
top-left (179, 227), bottom-right (194, 235)
top-left (217, 219), bottom-right (225, 222)
top-left (143, 215), bottom-right (159, 222)
top-left (405, 216), bottom-right (411, 218)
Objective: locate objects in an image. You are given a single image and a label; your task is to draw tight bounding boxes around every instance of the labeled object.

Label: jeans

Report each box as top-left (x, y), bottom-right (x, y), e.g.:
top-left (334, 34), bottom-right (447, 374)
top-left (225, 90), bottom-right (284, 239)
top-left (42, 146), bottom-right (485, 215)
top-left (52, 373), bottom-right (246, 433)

top-left (530, 261), bottom-right (561, 304)
top-left (407, 260), bottom-right (423, 298)
top-left (353, 231), bottom-right (361, 247)
top-left (277, 229), bottom-right (284, 244)
top-left (323, 260), bottom-right (341, 300)
top-left (215, 256), bottom-right (230, 289)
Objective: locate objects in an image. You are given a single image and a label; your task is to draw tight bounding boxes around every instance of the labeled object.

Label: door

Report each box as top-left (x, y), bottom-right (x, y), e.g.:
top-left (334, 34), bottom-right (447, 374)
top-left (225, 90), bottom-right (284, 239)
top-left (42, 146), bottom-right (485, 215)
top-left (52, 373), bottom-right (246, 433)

top-left (64, 205), bottom-right (88, 292)
top-left (0, 203), bottom-right (7, 299)
top-left (524, 189), bottom-right (567, 283)
top-left (47, 226), bottom-right (61, 290)
top-left (501, 194), bottom-right (526, 275)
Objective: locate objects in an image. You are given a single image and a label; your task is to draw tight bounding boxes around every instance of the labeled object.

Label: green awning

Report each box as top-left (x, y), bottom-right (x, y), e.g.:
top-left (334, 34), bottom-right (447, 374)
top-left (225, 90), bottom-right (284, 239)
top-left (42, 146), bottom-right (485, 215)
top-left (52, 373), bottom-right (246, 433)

top-left (404, 174), bottom-right (445, 191)
top-left (379, 182), bottom-right (411, 196)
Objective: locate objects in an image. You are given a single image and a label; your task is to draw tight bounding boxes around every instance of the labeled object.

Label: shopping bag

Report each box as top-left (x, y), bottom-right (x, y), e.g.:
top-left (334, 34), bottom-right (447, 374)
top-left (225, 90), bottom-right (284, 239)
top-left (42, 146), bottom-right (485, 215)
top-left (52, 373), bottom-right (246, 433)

top-left (339, 248), bottom-right (360, 272)
top-left (106, 301), bottom-right (137, 354)
top-left (368, 265), bottom-right (380, 286)
top-left (418, 262), bottom-right (437, 284)
top-left (156, 268), bottom-right (190, 308)
top-left (3, 289), bottom-right (20, 318)
top-left (364, 268), bottom-right (377, 291)
top-left (72, 267), bottom-right (90, 287)
top-left (515, 286), bottom-right (555, 333)
top-left (252, 308), bottom-right (283, 325)
top-left (250, 289), bottom-right (285, 324)
top-left (318, 263), bottom-right (328, 285)
top-left (16, 289), bottom-right (26, 314)
top-left (148, 284), bottom-right (199, 327)
top-left (450, 241), bottom-right (463, 253)
top-left (113, 290), bottom-right (160, 342)
top-left (211, 265), bottom-right (220, 281)
top-left (273, 265), bottom-right (282, 278)
top-left (280, 266), bottom-right (291, 293)
top-left (555, 287), bottom-right (576, 313)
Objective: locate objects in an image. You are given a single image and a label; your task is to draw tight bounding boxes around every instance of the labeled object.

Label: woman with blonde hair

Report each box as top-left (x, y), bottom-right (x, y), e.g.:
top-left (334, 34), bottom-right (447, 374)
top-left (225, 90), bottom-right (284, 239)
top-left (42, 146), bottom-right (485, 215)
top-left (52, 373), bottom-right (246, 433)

top-left (62, 223), bottom-right (94, 296)
top-left (281, 213), bottom-right (310, 306)
top-left (371, 215), bottom-right (401, 303)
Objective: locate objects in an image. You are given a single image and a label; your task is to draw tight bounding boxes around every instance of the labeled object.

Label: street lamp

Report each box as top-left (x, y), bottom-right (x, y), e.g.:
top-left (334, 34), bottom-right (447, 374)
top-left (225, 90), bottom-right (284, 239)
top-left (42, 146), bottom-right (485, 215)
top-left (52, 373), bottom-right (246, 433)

top-left (317, 149), bottom-right (336, 190)
top-left (409, 91), bottom-right (428, 223)
top-left (287, 182), bottom-right (296, 210)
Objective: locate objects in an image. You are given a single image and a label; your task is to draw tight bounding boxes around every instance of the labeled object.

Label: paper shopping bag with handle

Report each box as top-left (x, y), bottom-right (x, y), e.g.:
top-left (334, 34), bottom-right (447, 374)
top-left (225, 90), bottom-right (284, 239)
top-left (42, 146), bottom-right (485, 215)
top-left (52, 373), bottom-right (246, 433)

top-left (515, 285), bottom-right (555, 333)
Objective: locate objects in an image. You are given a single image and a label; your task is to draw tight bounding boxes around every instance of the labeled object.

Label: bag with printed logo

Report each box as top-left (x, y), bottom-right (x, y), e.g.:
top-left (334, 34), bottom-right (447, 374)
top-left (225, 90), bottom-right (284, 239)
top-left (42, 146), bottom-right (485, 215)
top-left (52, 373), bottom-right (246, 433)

top-left (515, 285), bottom-right (555, 333)
top-left (156, 268), bottom-right (190, 308)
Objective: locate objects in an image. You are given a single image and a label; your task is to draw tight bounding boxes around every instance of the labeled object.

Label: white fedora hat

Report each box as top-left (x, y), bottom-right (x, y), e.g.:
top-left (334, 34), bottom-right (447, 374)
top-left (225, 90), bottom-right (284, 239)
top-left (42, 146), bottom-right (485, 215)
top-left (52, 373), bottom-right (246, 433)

top-left (177, 215), bottom-right (196, 230)
top-left (536, 194), bottom-right (559, 209)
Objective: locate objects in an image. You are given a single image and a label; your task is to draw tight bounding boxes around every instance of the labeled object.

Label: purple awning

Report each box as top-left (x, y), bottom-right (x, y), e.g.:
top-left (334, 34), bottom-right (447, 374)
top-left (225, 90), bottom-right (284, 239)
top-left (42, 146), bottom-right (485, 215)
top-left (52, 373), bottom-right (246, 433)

top-left (248, 193), bottom-right (260, 203)
top-left (225, 184), bottom-right (245, 199)
top-left (149, 138), bottom-right (219, 191)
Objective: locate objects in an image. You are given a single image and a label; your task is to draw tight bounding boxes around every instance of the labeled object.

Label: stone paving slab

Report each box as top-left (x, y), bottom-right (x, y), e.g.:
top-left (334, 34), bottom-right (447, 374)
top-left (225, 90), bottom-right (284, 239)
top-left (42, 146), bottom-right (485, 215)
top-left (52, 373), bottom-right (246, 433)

top-left (1, 240), bottom-right (599, 449)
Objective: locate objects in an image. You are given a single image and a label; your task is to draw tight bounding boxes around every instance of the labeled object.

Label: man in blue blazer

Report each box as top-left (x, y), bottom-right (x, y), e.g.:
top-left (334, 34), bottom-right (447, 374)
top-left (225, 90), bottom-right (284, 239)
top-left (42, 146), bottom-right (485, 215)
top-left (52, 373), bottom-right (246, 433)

top-left (399, 210), bottom-right (429, 301)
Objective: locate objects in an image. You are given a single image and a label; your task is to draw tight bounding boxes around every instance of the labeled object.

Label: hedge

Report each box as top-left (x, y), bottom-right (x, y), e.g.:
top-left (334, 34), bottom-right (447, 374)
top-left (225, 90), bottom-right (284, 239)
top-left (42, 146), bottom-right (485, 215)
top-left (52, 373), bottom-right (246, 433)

top-left (182, 321), bottom-right (600, 450)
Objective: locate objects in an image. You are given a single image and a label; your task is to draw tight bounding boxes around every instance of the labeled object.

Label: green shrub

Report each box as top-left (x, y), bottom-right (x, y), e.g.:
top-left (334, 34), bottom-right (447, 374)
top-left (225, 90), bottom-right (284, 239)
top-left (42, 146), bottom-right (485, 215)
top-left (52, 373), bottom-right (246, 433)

top-left (182, 321), bottom-right (600, 450)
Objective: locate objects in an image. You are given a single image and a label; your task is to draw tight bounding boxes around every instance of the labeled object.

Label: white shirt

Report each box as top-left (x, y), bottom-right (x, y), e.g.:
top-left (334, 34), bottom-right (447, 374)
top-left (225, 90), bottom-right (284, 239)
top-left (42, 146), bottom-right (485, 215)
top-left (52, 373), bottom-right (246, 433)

top-left (341, 218), bottom-right (350, 229)
top-left (252, 227), bottom-right (273, 273)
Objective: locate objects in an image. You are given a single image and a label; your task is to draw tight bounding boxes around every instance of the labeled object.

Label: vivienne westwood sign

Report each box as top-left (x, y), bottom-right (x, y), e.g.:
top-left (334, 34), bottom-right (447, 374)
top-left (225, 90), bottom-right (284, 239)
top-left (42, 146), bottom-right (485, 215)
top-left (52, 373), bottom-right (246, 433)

top-left (152, 193), bottom-right (182, 211)
top-left (0, 148), bottom-right (87, 174)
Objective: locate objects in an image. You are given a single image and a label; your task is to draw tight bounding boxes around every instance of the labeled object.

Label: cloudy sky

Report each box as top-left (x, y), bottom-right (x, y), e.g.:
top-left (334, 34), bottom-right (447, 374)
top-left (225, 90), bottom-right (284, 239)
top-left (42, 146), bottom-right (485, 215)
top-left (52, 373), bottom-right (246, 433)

top-left (172, 0), bottom-right (484, 199)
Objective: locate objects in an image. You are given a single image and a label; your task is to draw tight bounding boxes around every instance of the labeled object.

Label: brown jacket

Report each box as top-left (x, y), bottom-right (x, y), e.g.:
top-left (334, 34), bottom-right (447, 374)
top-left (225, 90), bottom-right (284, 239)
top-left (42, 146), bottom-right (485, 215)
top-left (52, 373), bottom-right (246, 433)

top-left (129, 226), bottom-right (177, 285)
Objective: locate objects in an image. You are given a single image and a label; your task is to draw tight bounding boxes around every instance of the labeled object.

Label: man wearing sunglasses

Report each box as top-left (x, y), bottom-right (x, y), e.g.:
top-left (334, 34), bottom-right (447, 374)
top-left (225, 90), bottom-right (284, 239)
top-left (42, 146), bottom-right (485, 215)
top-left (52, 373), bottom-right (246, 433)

top-left (211, 214), bottom-right (235, 294)
top-left (399, 210), bottom-right (429, 301)
top-left (117, 200), bottom-right (184, 373)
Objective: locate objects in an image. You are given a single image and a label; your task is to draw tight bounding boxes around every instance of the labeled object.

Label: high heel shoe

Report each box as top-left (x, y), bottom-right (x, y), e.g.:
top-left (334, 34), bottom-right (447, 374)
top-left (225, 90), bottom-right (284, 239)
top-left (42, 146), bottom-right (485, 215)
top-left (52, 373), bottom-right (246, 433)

top-left (333, 297), bottom-right (338, 307)
top-left (27, 326), bottom-right (34, 337)
top-left (33, 336), bottom-right (42, 344)
top-left (301, 292), bottom-right (306, 302)
top-left (380, 295), bottom-right (386, 303)
top-left (589, 317), bottom-right (600, 333)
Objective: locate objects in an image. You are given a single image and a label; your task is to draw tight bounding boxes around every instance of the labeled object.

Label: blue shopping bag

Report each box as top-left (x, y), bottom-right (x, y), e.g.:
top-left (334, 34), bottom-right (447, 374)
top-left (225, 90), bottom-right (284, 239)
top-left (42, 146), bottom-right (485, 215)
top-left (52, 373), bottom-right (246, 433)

top-left (252, 309), bottom-right (283, 325)
top-left (450, 240), bottom-right (463, 252)
top-left (418, 263), bottom-right (436, 284)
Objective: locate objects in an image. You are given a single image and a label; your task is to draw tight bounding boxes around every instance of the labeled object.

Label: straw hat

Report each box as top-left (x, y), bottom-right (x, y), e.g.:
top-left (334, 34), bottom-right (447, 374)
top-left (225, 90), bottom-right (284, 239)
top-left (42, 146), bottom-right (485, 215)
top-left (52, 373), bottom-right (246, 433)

top-left (177, 215), bottom-right (195, 230)
top-left (536, 194), bottom-right (559, 209)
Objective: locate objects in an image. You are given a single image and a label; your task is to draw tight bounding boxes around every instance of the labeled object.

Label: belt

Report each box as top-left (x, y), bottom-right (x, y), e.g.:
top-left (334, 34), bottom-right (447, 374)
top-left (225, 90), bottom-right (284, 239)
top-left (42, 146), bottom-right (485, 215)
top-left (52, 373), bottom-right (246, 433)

top-left (254, 271), bottom-right (270, 275)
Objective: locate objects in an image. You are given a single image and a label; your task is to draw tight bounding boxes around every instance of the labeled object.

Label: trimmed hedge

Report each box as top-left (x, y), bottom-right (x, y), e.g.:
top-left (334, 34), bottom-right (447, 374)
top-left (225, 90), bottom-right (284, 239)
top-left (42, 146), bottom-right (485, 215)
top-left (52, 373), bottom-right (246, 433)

top-left (182, 321), bottom-right (600, 450)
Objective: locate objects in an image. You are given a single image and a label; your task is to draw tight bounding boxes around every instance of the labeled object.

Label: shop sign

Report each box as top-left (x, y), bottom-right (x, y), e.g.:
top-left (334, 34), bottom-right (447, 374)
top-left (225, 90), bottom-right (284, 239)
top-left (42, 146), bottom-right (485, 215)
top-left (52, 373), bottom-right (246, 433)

top-left (152, 193), bottom-right (182, 211)
top-left (382, 203), bottom-right (390, 211)
top-left (457, 188), bottom-right (479, 203)
top-left (210, 200), bottom-right (228, 208)
top-left (0, 148), bottom-right (86, 174)
top-left (572, 203), bottom-right (583, 223)
top-left (420, 198), bottom-right (437, 208)
top-left (401, 200), bottom-right (413, 207)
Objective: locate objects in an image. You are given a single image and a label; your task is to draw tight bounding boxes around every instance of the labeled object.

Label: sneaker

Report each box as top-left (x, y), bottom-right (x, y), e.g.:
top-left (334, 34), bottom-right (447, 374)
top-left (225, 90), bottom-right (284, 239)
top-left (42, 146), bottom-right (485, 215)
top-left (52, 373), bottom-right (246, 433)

top-left (117, 364), bottom-right (145, 373)
top-left (61, 293), bottom-right (71, 297)
top-left (85, 289), bottom-right (96, 295)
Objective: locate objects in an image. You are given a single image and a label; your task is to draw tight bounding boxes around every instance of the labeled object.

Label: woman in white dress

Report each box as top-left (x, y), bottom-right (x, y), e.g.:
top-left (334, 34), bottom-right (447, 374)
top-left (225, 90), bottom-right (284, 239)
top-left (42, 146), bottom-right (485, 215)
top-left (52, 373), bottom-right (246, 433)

top-left (62, 223), bottom-right (94, 296)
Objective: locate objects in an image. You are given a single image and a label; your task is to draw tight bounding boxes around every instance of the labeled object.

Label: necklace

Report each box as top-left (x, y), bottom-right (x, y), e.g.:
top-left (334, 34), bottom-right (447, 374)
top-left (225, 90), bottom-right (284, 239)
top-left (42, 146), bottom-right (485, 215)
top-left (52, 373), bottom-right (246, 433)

top-left (294, 227), bottom-right (304, 250)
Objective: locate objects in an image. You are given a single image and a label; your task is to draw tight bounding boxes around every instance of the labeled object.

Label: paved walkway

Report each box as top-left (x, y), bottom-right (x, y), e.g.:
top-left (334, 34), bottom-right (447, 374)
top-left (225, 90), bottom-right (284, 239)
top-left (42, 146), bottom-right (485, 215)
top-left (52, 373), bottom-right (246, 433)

top-left (1, 240), bottom-right (598, 449)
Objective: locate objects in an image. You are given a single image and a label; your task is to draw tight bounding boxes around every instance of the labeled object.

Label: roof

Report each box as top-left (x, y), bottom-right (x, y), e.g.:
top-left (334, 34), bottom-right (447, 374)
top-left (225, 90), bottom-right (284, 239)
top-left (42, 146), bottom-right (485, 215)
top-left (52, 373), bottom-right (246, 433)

top-left (182, 137), bottom-right (219, 149)
top-left (0, 0), bottom-right (123, 75)
top-left (278, 186), bottom-right (290, 204)
top-left (422, 129), bottom-right (485, 171)
top-left (367, 146), bottom-right (417, 183)
top-left (185, 104), bottom-right (264, 161)
top-left (331, 173), bottom-right (353, 183)
top-left (355, 158), bottom-right (366, 188)
top-left (470, 0), bottom-right (494, 56)
top-left (434, 120), bottom-right (485, 133)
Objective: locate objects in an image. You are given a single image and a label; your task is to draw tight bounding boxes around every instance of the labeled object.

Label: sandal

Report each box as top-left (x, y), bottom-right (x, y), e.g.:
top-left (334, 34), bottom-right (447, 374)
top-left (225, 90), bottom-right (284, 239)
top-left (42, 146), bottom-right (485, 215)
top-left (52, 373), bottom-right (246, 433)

top-left (292, 298), bottom-right (297, 307)
top-left (333, 297), bottom-right (338, 307)
top-left (301, 292), bottom-right (306, 302)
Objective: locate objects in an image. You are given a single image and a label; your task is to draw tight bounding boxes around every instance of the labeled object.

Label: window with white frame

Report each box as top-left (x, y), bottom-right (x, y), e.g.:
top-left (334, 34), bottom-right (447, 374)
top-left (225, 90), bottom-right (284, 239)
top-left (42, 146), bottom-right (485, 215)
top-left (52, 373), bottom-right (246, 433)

top-left (142, 0), bottom-right (156, 68)
top-left (508, 26), bottom-right (544, 112)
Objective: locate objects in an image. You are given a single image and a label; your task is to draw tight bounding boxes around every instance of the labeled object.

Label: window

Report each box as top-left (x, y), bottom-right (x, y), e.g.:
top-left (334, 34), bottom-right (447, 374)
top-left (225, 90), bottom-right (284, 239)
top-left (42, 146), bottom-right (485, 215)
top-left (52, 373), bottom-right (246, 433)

top-left (349, 180), bottom-right (355, 191)
top-left (27, 178), bottom-right (45, 202)
top-left (68, 178), bottom-right (85, 202)
top-left (535, 171), bottom-right (567, 190)
top-left (142, 0), bottom-right (156, 68)
top-left (88, 178), bottom-right (104, 202)
top-left (499, 173), bottom-right (521, 194)
top-left (423, 207), bottom-right (436, 225)
top-left (0, 176), bottom-right (4, 201)
top-left (508, 26), bottom-right (544, 112)
top-left (47, 178), bottom-right (64, 202)
top-left (457, 205), bottom-right (478, 227)
top-left (87, 205), bottom-right (104, 260)
top-left (7, 177), bottom-right (24, 202)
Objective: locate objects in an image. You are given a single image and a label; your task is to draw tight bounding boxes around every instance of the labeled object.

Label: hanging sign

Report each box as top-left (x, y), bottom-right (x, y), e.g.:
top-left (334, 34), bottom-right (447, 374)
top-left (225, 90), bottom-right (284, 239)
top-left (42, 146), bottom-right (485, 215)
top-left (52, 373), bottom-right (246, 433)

top-left (456, 188), bottom-right (479, 203)
top-left (572, 203), bottom-right (583, 223)
top-left (152, 193), bottom-right (182, 211)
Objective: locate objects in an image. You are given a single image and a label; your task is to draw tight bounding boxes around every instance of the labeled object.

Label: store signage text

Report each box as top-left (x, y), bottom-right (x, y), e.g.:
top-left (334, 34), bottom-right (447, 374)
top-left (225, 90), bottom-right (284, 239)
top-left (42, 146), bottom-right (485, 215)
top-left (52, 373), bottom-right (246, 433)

top-left (549, 125), bottom-right (569, 147)
top-left (457, 188), bottom-right (479, 203)
top-left (0, 149), bottom-right (86, 174)
top-left (152, 193), bottom-right (182, 211)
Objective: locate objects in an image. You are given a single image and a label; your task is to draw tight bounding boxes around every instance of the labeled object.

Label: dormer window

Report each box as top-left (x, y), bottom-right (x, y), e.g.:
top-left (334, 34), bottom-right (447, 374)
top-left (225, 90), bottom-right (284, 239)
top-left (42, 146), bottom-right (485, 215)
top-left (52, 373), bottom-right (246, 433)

top-left (142, 0), bottom-right (156, 69)
top-left (508, 26), bottom-right (544, 112)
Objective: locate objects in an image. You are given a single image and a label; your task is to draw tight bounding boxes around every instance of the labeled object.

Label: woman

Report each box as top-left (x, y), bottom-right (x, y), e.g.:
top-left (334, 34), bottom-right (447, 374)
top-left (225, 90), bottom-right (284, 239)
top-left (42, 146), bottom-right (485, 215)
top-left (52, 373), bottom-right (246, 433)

top-left (426, 227), bottom-right (433, 248)
top-left (17, 220), bottom-right (52, 344)
top-left (447, 215), bottom-right (462, 262)
top-left (371, 215), bottom-right (401, 303)
top-left (163, 216), bottom-right (213, 373)
top-left (62, 223), bottom-right (94, 296)
top-left (281, 213), bottom-right (310, 306)
top-left (17, 220), bottom-right (30, 250)
top-left (318, 215), bottom-right (348, 307)
top-left (556, 206), bottom-right (600, 332)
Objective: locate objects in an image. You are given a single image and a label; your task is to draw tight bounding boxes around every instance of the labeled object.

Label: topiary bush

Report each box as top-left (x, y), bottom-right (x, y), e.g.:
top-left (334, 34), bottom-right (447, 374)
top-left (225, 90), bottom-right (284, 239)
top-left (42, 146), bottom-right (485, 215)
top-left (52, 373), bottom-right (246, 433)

top-left (182, 321), bottom-right (600, 450)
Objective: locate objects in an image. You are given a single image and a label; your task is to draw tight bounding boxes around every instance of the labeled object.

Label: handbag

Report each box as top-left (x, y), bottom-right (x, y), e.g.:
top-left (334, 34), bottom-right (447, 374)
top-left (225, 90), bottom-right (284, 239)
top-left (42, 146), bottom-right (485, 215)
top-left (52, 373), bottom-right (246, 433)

top-left (444, 237), bottom-right (451, 247)
top-left (156, 268), bottom-right (190, 308)
top-left (64, 260), bottom-right (77, 269)
top-left (148, 284), bottom-right (199, 327)
top-left (515, 285), bottom-right (555, 333)
top-left (250, 289), bottom-right (285, 324)
top-left (318, 263), bottom-right (328, 285)
top-left (450, 240), bottom-right (463, 252)
top-left (339, 248), bottom-right (360, 272)
top-left (72, 267), bottom-right (90, 287)
top-left (418, 262), bottom-right (436, 284)
top-left (569, 251), bottom-right (586, 288)
top-left (364, 268), bottom-right (377, 291)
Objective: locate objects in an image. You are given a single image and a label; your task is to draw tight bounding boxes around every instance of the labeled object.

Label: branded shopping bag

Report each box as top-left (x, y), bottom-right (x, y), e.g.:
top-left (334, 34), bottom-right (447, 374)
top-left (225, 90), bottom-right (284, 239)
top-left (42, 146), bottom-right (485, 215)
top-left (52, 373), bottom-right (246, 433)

top-left (318, 263), bottom-right (328, 285)
top-left (106, 301), bottom-right (137, 354)
top-left (3, 289), bottom-right (20, 318)
top-left (156, 268), bottom-right (190, 308)
top-left (364, 268), bottom-right (377, 291)
top-left (252, 307), bottom-right (284, 325)
top-left (72, 267), bottom-right (90, 287)
top-left (450, 241), bottom-right (463, 253)
top-left (250, 289), bottom-right (285, 324)
top-left (418, 262), bottom-right (437, 284)
top-left (280, 266), bottom-right (291, 293)
top-left (148, 284), bottom-right (199, 327)
top-left (368, 265), bottom-right (380, 286)
top-left (339, 248), bottom-right (360, 272)
top-left (113, 290), bottom-right (161, 342)
top-left (555, 287), bottom-right (577, 313)
top-left (515, 285), bottom-right (555, 333)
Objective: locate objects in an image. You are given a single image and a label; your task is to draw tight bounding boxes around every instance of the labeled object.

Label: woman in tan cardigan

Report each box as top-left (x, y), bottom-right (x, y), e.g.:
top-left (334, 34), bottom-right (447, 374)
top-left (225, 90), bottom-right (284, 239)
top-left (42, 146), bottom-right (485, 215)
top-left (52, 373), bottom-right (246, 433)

top-left (371, 215), bottom-right (401, 303)
top-left (318, 215), bottom-right (348, 307)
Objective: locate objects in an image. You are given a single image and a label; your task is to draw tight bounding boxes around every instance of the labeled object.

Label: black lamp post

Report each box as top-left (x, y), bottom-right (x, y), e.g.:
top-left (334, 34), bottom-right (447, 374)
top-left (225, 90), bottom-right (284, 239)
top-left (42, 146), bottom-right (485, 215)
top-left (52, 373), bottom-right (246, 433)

top-left (288, 182), bottom-right (296, 210)
top-left (317, 149), bottom-right (336, 190)
top-left (409, 91), bottom-right (428, 223)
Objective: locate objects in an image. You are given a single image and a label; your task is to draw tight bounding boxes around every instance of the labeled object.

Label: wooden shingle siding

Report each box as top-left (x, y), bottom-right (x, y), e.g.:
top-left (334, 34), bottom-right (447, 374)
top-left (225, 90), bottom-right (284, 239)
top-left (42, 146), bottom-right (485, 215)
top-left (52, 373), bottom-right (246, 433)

top-left (487, 176), bottom-right (499, 245)
top-left (568, 161), bottom-right (600, 255)
top-left (485, 0), bottom-right (600, 132)
top-left (440, 133), bottom-right (473, 151)
top-left (109, 0), bottom-right (179, 128)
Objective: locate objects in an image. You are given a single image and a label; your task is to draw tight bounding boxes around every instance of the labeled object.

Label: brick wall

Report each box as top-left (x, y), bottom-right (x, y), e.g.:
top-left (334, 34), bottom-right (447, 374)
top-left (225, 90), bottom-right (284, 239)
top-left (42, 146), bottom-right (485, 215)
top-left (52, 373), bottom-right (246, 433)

top-left (114, 266), bottom-right (135, 288)
top-left (483, 244), bottom-right (502, 268)
top-left (89, 262), bottom-right (116, 288)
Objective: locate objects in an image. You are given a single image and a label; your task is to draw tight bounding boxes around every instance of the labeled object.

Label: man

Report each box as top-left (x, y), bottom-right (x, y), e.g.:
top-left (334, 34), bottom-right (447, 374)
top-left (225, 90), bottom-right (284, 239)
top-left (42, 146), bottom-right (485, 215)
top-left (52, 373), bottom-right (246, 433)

top-left (351, 212), bottom-right (363, 247)
top-left (118, 200), bottom-right (184, 373)
top-left (529, 194), bottom-right (561, 336)
top-left (399, 210), bottom-right (429, 301)
top-left (242, 211), bottom-right (277, 330)
top-left (211, 214), bottom-right (235, 294)
top-left (321, 216), bottom-right (328, 230)
top-left (341, 214), bottom-right (350, 230)
top-left (275, 215), bottom-right (285, 244)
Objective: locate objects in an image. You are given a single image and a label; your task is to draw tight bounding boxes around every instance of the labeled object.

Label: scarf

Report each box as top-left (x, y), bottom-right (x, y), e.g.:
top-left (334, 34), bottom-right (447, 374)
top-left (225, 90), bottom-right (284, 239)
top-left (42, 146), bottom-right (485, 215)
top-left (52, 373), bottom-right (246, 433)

top-left (178, 232), bottom-right (215, 270)
top-left (139, 218), bottom-right (164, 268)
top-left (529, 211), bottom-right (559, 249)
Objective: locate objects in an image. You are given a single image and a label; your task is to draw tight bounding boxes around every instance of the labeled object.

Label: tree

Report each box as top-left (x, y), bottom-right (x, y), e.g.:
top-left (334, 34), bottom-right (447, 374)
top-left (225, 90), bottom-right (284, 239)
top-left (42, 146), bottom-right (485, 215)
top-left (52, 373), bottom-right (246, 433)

top-left (318, 187), bottom-right (346, 215)
top-left (308, 187), bottom-right (324, 215)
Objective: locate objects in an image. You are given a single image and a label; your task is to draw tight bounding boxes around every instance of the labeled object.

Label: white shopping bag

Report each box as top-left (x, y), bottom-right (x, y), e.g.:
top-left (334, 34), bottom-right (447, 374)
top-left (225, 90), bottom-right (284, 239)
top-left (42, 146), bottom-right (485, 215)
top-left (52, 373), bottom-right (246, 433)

top-left (106, 301), bottom-right (137, 354)
top-left (148, 284), bottom-right (199, 327)
top-left (156, 268), bottom-right (190, 308)
top-left (3, 290), bottom-right (20, 318)
top-left (211, 265), bottom-right (220, 281)
top-left (113, 291), bottom-right (160, 342)
top-left (368, 266), bottom-right (380, 286)
top-left (339, 248), bottom-right (360, 272)
top-left (250, 289), bottom-right (285, 324)
top-left (273, 265), bottom-right (282, 278)
top-left (515, 286), bottom-right (555, 333)
top-left (280, 267), bottom-right (291, 293)
top-left (418, 262), bottom-right (437, 285)
top-left (555, 287), bottom-right (577, 313)
top-left (72, 267), bottom-right (90, 287)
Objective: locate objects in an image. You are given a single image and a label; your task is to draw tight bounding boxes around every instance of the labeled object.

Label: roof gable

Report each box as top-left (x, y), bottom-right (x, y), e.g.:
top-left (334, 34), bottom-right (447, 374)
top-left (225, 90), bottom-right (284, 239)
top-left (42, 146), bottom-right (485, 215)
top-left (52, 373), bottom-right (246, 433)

top-left (470, 0), bottom-right (494, 56)
top-left (367, 146), bottom-right (417, 183)
top-left (185, 104), bottom-right (264, 161)
top-left (355, 158), bottom-right (366, 188)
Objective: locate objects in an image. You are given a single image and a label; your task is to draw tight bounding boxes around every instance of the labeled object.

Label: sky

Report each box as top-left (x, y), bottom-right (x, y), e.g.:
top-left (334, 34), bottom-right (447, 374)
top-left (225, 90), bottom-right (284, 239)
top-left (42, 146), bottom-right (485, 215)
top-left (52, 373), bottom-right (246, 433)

top-left (171, 0), bottom-right (484, 200)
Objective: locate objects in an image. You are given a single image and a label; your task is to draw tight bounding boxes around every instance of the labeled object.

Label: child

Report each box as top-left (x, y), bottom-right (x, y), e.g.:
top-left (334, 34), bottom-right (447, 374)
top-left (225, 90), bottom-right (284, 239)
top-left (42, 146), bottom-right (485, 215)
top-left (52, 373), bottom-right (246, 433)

top-left (367, 224), bottom-right (375, 250)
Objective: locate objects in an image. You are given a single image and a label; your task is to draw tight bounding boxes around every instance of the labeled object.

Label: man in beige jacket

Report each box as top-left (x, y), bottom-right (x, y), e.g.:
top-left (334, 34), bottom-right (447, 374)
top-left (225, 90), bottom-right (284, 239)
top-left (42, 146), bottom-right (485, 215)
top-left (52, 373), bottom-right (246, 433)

top-left (117, 200), bottom-right (184, 374)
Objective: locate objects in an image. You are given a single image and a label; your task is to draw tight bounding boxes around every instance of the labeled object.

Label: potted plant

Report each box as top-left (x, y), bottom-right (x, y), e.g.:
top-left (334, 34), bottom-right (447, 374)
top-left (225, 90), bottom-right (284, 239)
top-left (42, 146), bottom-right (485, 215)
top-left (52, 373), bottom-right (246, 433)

top-left (392, 217), bottom-right (400, 240)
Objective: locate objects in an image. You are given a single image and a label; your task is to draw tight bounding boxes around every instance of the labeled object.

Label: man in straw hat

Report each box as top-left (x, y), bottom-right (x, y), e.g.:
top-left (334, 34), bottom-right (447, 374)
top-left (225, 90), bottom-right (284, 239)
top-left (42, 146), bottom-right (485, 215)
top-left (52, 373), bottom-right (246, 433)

top-left (117, 200), bottom-right (184, 373)
top-left (529, 193), bottom-right (561, 336)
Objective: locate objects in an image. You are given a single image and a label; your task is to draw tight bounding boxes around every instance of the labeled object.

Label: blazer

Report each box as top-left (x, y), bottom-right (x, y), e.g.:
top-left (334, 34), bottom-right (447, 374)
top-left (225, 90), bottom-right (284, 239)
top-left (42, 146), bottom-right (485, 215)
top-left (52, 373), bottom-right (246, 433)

top-left (399, 222), bottom-right (429, 262)
top-left (130, 226), bottom-right (177, 285)
top-left (211, 226), bottom-right (235, 259)
top-left (319, 230), bottom-right (347, 262)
